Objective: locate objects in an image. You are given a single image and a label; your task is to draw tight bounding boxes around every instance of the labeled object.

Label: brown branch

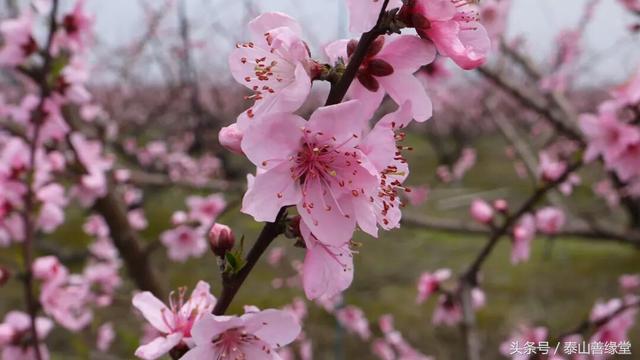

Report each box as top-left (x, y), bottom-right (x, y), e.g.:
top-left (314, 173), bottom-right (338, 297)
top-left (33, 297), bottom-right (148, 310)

top-left (558, 298), bottom-right (640, 340)
top-left (63, 112), bottom-right (166, 298)
top-left (325, 0), bottom-right (390, 106)
top-left (456, 160), bottom-right (583, 360)
top-left (93, 188), bottom-right (165, 297)
top-left (477, 66), bottom-right (583, 143)
top-left (461, 159), bottom-right (584, 285)
top-left (18, 3), bottom-right (60, 359)
top-left (402, 214), bottom-right (640, 247)
top-left (212, 208), bottom-right (287, 315)
top-left (127, 170), bottom-right (236, 192)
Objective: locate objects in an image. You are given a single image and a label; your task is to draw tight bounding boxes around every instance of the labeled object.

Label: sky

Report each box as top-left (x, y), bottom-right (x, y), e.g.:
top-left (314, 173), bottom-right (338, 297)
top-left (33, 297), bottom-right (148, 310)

top-left (82, 0), bottom-right (639, 84)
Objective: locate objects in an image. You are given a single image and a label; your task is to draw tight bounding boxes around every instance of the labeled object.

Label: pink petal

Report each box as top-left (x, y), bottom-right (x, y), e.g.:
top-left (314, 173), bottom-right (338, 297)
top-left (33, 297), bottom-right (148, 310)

top-left (134, 333), bottom-right (183, 360)
top-left (297, 179), bottom-right (356, 246)
top-left (242, 163), bottom-right (302, 222)
top-left (378, 73), bottom-right (433, 122)
top-left (346, 0), bottom-right (403, 33)
top-left (132, 292), bottom-right (171, 334)
top-left (352, 195), bottom-right (378, 238)
top-left (348, 79), bottom-right (386, 118)
top-left (238, 339), bottom-right (282, 359)
top-left (301, 224), bottom-right (354, 300)
top-left (377, 35), bottom-right (437, 73)
top-left (180, 344), bottom-right (222, 360)
top-left (241, 113), bottom-right (305, 170)
top-left (376, 101), bottom-right (414, 129)
top-left (249, 12), bottom-right (302, 41)
top-left (243, 309), bottom-right (301, 348)
top-left (428, 21), bottom-right (490, 70)
top-left (346, 0), bottom-right (386, 34)
top-left (190, 314), bottom-right (243, 345)
top-left (417, 0), bottom-right (457, 21)
top-left (307, 100), bottom-right (369, 145)
top-left (362, 120), bottom-right (399, 170)
top-left (324, 39), bottom-right (349, 64)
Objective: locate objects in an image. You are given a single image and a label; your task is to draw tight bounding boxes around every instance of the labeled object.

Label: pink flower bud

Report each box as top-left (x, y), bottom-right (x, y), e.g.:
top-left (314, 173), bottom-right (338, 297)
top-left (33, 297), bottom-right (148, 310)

top-left (208, 223), bottom-right (235, 257)
top-left (218, 123), bottom-right (243, 154)
top-left (493, 199), bottom-right (508, 213)
top-left (470, 199), bottom-right (494, 224)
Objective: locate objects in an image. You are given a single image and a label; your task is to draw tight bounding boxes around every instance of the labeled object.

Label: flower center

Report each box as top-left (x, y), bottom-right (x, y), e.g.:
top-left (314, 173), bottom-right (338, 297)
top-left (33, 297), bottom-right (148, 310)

top-left (212, 327), bottom-right (265, 359)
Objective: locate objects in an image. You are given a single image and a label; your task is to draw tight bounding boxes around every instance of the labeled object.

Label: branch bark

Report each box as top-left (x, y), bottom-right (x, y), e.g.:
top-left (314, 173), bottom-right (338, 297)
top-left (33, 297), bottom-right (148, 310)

top-left (19, 3), bottom-right (59, 359)
top-left (457, 160), bottom-right (584, 360)
top-left (93, 187), bottom-right (165, 297)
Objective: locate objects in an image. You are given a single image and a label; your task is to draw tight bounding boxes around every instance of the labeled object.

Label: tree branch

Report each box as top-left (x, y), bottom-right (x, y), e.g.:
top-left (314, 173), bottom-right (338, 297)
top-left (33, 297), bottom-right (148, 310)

top-left (325, 0), bottom-right (390, 106)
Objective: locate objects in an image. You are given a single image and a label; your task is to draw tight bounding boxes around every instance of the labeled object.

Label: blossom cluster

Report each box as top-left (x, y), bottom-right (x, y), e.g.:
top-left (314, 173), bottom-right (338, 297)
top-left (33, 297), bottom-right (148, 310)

top-left (219, 0), bottom-right (491, 303)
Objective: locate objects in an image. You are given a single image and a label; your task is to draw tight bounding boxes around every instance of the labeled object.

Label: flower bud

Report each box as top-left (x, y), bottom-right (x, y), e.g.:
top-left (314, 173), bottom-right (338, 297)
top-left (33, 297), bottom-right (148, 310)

top-left (208, 223), bottom-right (235, 257)
top-left (470, 199), bottom-right (494, 224)
top-left (218, 124), bottom-right (243, 154)
top-left (493, 199), bottom-right (508, 213)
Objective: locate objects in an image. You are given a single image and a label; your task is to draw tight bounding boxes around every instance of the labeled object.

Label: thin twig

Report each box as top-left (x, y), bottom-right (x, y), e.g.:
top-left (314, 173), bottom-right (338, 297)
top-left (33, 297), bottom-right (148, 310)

top-left (20, 2), bottom-right (59, 359)
top-left (557, 298), bottom-right (640, 340)
top-left (325, 0), bottom-right (390, 106)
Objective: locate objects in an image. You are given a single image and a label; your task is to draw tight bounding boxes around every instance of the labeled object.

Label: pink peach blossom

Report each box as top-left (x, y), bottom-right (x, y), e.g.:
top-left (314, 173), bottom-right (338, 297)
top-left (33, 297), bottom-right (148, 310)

top-left (619, 274), bottom-right (640, 293)
top-left (589, 298), bottom-right (637, 350)
top-left (39, 274), bottom-right (93, 331)
top-left (0, 11), bottom-right (35, 67)
top-left (181, 309), bottom-right (300, 360)
top-left (96, 322), bottom-right (115, 352)
top-left (186, 194), bottom-right (226, 225)
top-left (511, 214), bottom-right (536, 264)
top-left (579, 106), bottom-right (640, 164)
top-left (54, 0), bottom-right (93, 53)
top-left (535, 207), bottom-right (566, 235)
top-left (132, 281), bottom-right (216, 360)
top-left (432, 294), bottom-right (462, 326)
top-left (538, 152), bottom-right (567, 182)
top-left (0, 311), bottom-right (53, 360)
top-left (400, 0), bottom-right (491, 69)
top-left (160, 225), bottom-right (207, 262)
top-left (416, 268), bottom-right (451, 304)
top-left (241, 101), bottom-right (381, 245)
top-left (336, 305), bottom-right (371, 340)
top-left (229, 12), bottom-right (312, 129)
